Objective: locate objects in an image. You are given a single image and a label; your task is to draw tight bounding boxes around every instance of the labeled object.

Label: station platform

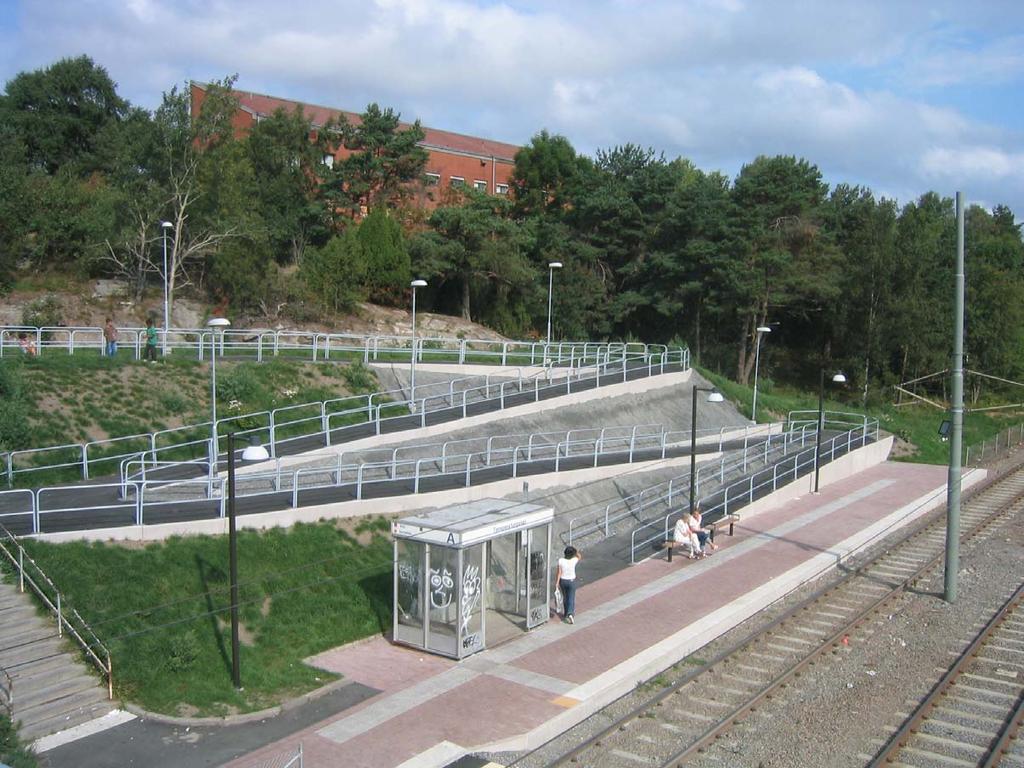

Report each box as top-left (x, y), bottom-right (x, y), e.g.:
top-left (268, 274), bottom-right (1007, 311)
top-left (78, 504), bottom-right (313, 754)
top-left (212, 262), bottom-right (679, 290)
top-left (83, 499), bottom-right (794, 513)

top-left (224, 460), bottom-right (974, 768)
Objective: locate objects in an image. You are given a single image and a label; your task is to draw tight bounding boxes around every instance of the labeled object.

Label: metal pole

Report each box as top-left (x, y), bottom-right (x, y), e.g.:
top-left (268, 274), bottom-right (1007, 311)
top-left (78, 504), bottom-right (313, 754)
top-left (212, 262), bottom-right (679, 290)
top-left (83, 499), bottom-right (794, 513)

top-left (689, 384), bottom-right (698, 514)
top-left (752, 332), bottom-right (763, 422)
top-left (411, 285), bottom-right (417, 407)
top-left (814, 368), bottom-right (824, 493)
top-left (227, 431), bottom-right (241, 689)
top-left (211, 332), bottom-right (218, 471)
top-left (162, 229), bottom-right (169, 357)
top-left (546, 266), bottom-right (554, 352)
top-left (945, 191), bottom-right (965, 603)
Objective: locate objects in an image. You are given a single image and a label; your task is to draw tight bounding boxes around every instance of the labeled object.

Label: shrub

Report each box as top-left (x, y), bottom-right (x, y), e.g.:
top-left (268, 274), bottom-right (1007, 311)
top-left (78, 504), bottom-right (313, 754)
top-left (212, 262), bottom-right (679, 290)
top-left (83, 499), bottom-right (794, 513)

top-left (301, 229), bottom-right (366, 313)
top-left (21, 294), bottom-right (63, 328)
top-left (165, 630), bottom-right (201, 673)
top-left (340, 362), bottom-right (376, 394)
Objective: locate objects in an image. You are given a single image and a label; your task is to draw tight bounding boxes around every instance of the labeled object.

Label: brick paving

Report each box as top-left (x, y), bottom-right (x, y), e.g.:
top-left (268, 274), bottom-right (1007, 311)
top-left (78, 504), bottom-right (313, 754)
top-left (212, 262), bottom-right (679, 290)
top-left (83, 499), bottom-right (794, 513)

top-left (224, 462), bottom-right (952, 768)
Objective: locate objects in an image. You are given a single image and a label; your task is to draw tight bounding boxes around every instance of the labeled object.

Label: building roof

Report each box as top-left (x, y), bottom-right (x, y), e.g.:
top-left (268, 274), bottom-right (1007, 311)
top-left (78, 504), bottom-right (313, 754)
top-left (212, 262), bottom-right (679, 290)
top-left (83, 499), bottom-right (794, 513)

top-left (194, 83), bottom-right (522, 163)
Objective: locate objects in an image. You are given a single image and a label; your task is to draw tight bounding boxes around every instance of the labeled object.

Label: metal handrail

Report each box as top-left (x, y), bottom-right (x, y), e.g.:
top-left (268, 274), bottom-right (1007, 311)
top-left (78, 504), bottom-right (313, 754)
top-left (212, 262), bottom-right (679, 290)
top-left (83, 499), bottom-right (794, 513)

top-left (0, 523), bottom-right (113, 698)
top-left (629, 422), bottom-right (878, 562)
top-left (7, 350), bottom-right (687, 486)
top-left (568, 425), bottom-right (803, 543)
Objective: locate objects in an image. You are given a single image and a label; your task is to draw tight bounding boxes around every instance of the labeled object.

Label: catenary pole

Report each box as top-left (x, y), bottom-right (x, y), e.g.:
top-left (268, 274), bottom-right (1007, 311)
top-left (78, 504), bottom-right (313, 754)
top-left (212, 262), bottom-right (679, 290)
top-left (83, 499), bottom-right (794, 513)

top-left (944, 191), bottom-right (965, 603)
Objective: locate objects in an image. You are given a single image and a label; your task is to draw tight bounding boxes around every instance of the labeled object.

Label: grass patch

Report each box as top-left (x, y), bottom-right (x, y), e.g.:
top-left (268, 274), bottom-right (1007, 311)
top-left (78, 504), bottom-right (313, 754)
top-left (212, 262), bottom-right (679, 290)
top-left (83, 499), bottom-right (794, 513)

top-left (1, 356), bottom-right (382, 487)
top-left (13, 519), bottom-right (394, 716)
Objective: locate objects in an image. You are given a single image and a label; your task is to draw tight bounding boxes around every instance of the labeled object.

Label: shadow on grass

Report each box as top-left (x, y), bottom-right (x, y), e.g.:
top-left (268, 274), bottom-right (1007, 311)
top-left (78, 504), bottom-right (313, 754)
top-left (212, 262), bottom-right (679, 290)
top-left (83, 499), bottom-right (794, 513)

top-left (358, 568), bottom-right (393, 637)
top-left (195, 554), bottom-right (231, 680)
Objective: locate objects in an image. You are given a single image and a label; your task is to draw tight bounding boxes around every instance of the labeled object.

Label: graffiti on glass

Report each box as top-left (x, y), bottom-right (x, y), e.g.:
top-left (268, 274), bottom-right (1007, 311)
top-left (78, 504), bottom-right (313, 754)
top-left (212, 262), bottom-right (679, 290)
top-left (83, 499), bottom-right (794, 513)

top-left (460, 563), bottom-right (482, 633)
top-left (429, 566), bottom-right (454, 609)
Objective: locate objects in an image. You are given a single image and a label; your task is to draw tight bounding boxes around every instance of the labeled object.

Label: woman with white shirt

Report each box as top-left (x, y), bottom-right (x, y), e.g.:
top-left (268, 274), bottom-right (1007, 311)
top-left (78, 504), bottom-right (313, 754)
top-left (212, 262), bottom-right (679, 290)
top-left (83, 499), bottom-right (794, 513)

top-left (674, 514), bottom-right (703, 559)
top-left (555, 546), bottom-right (582, 624)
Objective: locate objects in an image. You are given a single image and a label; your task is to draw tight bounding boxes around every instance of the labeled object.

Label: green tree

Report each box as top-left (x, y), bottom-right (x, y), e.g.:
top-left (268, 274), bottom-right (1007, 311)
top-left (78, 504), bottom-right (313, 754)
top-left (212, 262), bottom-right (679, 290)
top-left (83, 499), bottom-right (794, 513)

top-left (301, 229), bottom-right (368, 313)
top-left (320, 104), bottom-right (428, 217)
top-left (0, 55), bottom-right (128, 175)
top-left (358, 208), bottom-right (410, 304)
top-left (247, 106), bottom-right (327, 265)
top-left (410, 191), bottom-right (532, 325)
top-left (511, 130), bottom-right (585, 216)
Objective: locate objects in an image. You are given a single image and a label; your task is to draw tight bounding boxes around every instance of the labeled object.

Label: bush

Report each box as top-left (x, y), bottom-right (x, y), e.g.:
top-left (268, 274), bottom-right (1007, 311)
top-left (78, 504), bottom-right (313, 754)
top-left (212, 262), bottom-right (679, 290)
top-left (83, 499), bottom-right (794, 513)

top-left (165, 630), bottom-right (201, 673)
top-left (0, 713), bottom-right (38, 768)
top-left (358, 209), bottom-right (409, 304)
top-left (21, 294), bottom-right (63, 328)
top-left (340, 362), bottom-right (376, 394)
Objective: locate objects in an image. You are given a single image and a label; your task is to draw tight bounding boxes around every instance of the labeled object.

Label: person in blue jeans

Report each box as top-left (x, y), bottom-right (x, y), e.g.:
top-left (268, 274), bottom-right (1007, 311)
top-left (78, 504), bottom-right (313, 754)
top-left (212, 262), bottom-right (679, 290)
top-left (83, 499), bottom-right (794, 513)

top-left (555, 546), bottom-right (582, 624)
top-left (103, 318), bottom-right (118, 358)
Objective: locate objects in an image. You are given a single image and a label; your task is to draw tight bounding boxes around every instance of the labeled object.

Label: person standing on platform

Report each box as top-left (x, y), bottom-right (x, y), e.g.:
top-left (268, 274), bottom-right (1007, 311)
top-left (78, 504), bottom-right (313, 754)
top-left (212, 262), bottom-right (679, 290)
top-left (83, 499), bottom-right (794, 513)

top-left (103, 317), bottom-right (118, 358)
top-left (555, 546), bottom-right (582, 624)
top-left (144, 318), bottom-right (158, 363)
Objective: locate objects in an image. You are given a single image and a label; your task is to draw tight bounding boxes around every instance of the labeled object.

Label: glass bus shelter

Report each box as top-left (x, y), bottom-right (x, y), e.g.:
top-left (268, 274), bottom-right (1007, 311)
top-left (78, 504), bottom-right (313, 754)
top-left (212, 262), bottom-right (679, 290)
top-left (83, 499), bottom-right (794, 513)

top-left (392, 499), bottom-right (553, 659)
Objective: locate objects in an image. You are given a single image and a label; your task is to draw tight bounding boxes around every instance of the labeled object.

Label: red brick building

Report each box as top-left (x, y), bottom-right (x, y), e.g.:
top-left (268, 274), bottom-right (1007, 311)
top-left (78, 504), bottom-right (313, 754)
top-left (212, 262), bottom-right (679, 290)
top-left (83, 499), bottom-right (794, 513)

top-left (190, 83), bottom-right (520, 208)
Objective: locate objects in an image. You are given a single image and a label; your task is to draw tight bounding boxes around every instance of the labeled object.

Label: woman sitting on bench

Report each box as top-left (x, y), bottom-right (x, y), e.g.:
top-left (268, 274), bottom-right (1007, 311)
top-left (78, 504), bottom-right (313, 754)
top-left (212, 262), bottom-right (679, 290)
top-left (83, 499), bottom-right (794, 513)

top-left (673, 513), bottom-right (704, 559)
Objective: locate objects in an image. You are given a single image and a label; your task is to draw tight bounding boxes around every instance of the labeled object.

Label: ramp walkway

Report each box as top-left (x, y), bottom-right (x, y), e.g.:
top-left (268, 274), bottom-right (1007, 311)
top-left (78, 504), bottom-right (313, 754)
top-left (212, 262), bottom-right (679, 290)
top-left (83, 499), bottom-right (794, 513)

top-left (212, 458), bottom-right (974, 768)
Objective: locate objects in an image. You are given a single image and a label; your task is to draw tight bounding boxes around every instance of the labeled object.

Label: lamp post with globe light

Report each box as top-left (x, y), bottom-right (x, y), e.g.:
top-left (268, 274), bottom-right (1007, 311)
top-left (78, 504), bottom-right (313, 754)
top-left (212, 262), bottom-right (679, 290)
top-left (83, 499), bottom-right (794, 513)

top-left (751, 326), bottom-right (772, 422)
top-left (813, 370), bottom-right (847, 493)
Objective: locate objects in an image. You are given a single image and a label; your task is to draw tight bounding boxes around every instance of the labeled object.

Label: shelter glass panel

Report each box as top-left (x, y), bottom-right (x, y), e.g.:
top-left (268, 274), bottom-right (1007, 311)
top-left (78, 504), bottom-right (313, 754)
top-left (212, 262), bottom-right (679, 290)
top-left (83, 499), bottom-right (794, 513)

top-left (459, 544), bottom-right (484, 656)
top-left (394, 540), bottom-right (425, 647)
top-left (426, 545), bottom-right (458, 657)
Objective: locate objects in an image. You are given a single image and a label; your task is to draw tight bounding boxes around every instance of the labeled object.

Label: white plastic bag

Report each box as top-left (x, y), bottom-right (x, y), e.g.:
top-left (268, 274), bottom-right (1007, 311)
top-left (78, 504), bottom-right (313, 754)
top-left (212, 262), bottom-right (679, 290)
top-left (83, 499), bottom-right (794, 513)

top-left (554, 586), bottom-right (564, 613)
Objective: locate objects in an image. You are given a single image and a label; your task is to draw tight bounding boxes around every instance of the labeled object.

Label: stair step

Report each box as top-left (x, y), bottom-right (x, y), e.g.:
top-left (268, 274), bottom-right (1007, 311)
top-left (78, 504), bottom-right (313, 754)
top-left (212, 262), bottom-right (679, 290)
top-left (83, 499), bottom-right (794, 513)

top-left (16, 690), bottom-right (114, 743)
top-left (0, 625), bottom-right (56, 650)
top-left (0, 638), bottom-right (66, 670)
top-left (0, 605), bottom-right (42, 623)
top-left (7, 651), bottom-right (78, 682)
top-left (15, 669), bottom-right (102, 712)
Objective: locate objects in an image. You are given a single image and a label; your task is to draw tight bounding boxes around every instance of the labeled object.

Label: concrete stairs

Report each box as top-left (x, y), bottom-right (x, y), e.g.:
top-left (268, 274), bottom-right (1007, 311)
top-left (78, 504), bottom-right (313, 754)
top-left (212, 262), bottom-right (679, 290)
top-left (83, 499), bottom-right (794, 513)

top-left (0, 578), bottom-right (113, 743)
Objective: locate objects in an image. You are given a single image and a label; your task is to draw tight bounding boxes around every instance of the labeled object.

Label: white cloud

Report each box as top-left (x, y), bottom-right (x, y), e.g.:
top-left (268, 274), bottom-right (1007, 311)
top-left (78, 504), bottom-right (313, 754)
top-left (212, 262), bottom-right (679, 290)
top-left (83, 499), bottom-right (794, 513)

top-left (2, 0), bottom-right (1023, 213)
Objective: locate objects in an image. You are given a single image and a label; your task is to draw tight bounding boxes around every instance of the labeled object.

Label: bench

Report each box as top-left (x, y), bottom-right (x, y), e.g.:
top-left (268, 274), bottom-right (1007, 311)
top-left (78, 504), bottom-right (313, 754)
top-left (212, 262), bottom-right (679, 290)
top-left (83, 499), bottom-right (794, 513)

top-left (706, 513), bottom-right (741, 542)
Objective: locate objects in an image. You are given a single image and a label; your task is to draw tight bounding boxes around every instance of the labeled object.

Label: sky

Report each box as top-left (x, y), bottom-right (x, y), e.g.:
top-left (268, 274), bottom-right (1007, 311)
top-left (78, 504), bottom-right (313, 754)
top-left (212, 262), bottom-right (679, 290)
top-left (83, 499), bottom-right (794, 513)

top-left (2, 0), bottom-right (1023, 216)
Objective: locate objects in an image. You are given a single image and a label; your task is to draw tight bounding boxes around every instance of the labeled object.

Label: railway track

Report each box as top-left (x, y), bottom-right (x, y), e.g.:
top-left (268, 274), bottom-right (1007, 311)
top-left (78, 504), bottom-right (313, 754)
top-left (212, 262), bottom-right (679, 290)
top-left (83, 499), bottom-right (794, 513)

top-left (868, 581), bottom-right (1024, 767)
top-left (508, 467), bottom-right (1024, 768)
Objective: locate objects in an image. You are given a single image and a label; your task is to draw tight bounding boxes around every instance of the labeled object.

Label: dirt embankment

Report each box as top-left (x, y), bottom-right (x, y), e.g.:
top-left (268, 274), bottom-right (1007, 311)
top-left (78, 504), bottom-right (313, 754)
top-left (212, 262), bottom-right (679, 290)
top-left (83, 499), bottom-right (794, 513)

top-left (0, 279), bottom-right (510, 341)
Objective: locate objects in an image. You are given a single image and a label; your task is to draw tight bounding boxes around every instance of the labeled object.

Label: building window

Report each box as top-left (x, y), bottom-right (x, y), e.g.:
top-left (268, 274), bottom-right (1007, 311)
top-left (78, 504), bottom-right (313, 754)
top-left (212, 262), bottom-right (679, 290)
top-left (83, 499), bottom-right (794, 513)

top-left (495, 183), bottom-right (509, 195)
top-left (450, 176), bottom-right (465, 188)
top-left (474, 180), bottom-right (487, 192)
top-left (323, 154), bottom-right (334, 169)
top-left (425, 172), bottom-right (440, 186)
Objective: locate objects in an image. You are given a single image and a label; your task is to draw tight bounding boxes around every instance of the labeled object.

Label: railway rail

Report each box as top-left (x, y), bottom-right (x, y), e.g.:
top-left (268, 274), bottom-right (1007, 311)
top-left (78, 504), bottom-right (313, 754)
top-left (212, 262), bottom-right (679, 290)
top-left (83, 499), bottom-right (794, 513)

top-left (507, 466), bottom-right (1024, 768)
top-left (868, 581), bottom-right (1024, 767)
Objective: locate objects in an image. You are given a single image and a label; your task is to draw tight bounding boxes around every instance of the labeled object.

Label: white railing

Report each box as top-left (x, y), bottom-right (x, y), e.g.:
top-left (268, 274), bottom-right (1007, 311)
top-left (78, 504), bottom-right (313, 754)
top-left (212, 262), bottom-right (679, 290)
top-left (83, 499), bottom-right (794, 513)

top-left (629, 420), bottom-right (879, 563)
top-left (0, 323), bottom-right (680, 368)
top-left (4, 419), bottom-right (731, 536)
top-left (0, 523), bottom-right (113, 698)
top-left (567, 424), bottom-right (815, 544)
top-left (5, 350), bottom-right (688, 487)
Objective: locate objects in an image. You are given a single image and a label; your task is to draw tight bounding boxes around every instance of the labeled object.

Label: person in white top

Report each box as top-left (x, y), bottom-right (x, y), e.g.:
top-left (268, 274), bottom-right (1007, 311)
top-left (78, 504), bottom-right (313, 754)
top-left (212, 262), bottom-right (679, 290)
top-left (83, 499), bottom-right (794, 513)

top-left (673, 514), bottom-right (703, 559)
top-left (690, 505), bottom-right (717, 553)
top-left (555, 546), bottom-right (582, 624)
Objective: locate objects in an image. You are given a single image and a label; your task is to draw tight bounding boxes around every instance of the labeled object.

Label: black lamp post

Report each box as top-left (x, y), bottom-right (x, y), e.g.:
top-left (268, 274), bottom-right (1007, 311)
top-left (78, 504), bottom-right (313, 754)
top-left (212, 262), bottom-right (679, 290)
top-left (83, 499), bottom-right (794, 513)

top-left (669, 384), bottom-right (724, 562)
top-left (226, 431), bottom-right (269, 689)
top-left (813, 369), bottom-right (846, 494)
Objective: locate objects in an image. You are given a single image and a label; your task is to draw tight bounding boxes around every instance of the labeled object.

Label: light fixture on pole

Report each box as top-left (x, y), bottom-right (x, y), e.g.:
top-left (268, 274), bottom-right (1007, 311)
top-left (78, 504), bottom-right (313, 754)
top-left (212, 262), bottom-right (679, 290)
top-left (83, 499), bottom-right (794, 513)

top-left (670, 384), bottom-right (724, 562)
top-left (161, 221), bottom-right (173, 357)
top-left (545, 261), bottom-right (563, 363)
top-left (813, 369), bottom-right (847, 493)
top-left (208, 317), bottom-right (231, 472)
top-left (225, 431), bottom-right (269, 689)
top-left (410, 280), bottom-right (427, 412)
top-left (751, 326), bottom-right (772, 423)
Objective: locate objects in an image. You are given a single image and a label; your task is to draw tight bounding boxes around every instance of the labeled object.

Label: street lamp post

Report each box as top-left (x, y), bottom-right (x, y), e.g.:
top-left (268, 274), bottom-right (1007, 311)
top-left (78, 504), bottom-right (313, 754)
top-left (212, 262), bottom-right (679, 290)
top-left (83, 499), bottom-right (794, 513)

top-left (410, 280), bottom-right (427, 411)
top-left (208, 317), bottom-right (231, 473)
top-left (545, 261), bottom-right (563, 363)
top-left (751, 326), bottom-right (772, 423)
top-left (225, 431), bottom-right (269, 689)
top-left (670, 384), bottom-right (724, 562)
top-left (161, 221), bottom-right (173, 357)
top-left (813, 369), bottom-right (847, 493)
